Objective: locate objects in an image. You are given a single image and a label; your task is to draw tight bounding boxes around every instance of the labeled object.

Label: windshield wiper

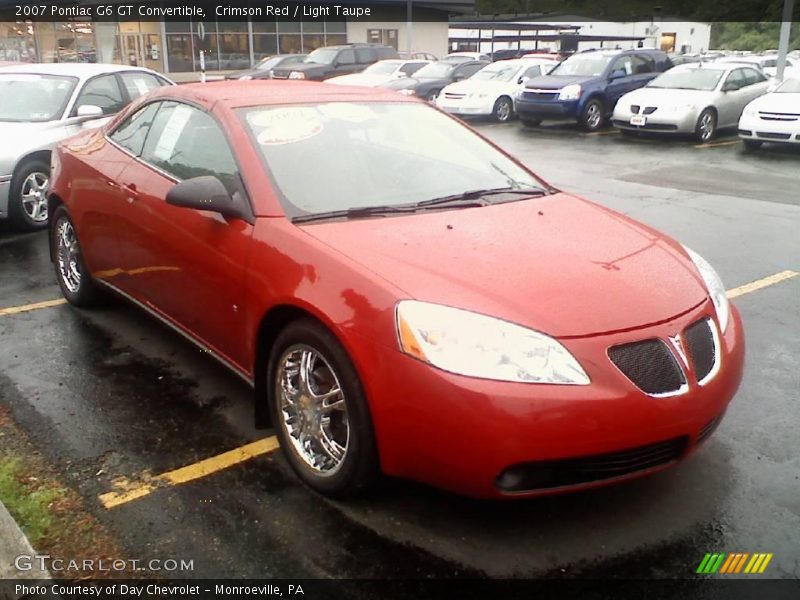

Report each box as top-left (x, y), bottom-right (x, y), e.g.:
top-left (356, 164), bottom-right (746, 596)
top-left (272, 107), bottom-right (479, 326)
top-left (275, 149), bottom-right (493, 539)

top-left (416, 186), bottom-right (549, 207)
top-left (292, 204), bottom-right (421, 224)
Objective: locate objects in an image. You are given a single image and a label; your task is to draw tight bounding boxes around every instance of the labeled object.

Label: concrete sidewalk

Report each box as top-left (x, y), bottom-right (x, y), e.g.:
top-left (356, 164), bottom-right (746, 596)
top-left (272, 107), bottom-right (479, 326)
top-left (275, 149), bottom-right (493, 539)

top-left (0, 499), bottom-right (49, 580)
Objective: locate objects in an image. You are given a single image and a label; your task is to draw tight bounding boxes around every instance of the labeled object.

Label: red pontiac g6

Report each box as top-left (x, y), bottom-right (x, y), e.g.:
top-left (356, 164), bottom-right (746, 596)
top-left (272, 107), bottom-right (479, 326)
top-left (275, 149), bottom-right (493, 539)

top-left (48, 82), bottom-right (745, 499)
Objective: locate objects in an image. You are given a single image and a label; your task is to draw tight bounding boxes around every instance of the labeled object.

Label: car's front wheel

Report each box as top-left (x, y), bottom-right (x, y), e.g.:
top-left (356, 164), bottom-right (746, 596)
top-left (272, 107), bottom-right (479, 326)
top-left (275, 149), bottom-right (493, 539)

top-left (9, 159), bottom-right (51, 231)
top-left (492, 96), bottom-right (514, 122)
top-left (694, 108), bottom-right (717, 143)
top-left (268, 319), bottom-right (378, 497)
top-left (51, 206), bottom-right (103, 307)
top-left (580, 98), bottom-right (606, 131)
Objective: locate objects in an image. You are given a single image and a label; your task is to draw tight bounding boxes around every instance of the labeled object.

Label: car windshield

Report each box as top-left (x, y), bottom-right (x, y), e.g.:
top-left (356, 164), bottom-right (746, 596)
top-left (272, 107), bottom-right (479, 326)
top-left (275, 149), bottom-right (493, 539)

top-left (240, 102), bottom-right (546, 219)
top-left (776, 78), bottom-right (800, 93)
top-left (364, 61), bottom-right (401, 75)
top-left (471, 63), bottom-right (520, 82)
top-left (255, 56), bottom-right (282, 70)
top-left (414, 62), bottom-right (455, 78)
top-left (549, 54), bottom-right (614, 77)
top-left (647, 68), bottom-right (725, 91)
top-left (0, 74), bottom-right (77, 122)
top-left (305, 49), bottom-right (338, 65)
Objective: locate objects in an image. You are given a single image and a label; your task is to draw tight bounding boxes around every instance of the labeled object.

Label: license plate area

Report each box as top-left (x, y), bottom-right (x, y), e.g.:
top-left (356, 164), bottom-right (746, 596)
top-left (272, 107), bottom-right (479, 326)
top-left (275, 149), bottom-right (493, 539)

top-left (630, 115), bottom-right (647, 126)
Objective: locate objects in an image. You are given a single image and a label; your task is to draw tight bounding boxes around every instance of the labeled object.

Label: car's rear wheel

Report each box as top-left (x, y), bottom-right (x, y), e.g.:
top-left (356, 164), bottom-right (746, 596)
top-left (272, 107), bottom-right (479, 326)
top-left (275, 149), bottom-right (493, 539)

top-left (51, 206), bottom-right (103, 307)
top-left (9, 159), bottom-right (50, 231)
top-left (694, 108), bottom-right (717, 142)
top-left (580, 98), bottom-right (605, 132)
top-left (520, 118), bottom-right (541, 127)
top-left (492, 96), bottom-right (514, 122)
top-left (268, 319), bottom-right (378, 497)
top-left (743, 139), bottom-right (763, 150)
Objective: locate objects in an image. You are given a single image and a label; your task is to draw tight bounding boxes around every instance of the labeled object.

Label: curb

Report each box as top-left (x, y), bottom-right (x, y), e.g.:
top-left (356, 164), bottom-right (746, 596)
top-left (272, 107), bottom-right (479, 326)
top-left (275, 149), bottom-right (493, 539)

top-left (0, 498), bottom-right (50, 582)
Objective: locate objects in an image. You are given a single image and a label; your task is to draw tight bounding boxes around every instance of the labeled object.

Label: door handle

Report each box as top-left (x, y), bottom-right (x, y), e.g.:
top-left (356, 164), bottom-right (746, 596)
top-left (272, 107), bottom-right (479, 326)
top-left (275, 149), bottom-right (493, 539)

top-left (123, 183), bottom-right (139, 202)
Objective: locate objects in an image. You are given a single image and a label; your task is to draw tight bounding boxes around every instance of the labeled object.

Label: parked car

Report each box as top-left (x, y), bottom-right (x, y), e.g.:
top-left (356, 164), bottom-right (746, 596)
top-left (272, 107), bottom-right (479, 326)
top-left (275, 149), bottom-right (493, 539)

top-left (444, 52), bottom-right (492, 62)
top-left (399, 51), bottom-right (438, 61)
top-left (436, 58), bottom-right (556, 122)
top-left (270, 44), bottom-right (399, 81)
top-left (381, 59), bottom-right (489, 102)
top-left (49, 81), bottom-right (743, 499)
top-left (668, 53), bottom-right (702, 66)
top-left (226, 54), bottom-right (307, 80)
top-left (326, 59), bottom-right (431, 87)
top-left (612, 63), bottom-right (771, 142)
top-left (0, 63), bottom-right (172, 231)
top-left (738, 77), bottom-right (800, 149)
top-left (515, 49), bottom-right (672, 131)
top-left (716, 54), bottom-right (798, 78)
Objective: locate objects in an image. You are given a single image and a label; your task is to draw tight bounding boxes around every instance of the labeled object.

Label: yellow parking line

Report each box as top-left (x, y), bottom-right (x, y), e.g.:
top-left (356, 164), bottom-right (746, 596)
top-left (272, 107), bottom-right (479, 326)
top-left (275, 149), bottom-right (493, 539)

top-left (695, 139), bottom-right (741, 149)
top-left (726, 270), bottom-right (799, 299)
top-left (99, 436), bottom-right (280, 509)
top-left (0, 298), bottom-right (67, 317)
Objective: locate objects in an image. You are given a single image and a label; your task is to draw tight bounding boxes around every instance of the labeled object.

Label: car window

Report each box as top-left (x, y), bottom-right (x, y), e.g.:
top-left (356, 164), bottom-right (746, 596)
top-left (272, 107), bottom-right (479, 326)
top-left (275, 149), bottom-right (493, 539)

top-left (354, 48), bottom-right (376, 64)
top-left (141, 102), bottom-right (239, 195)
top-left (73, 74), bottom-right (125, 116)
top-left (337, 49), bottom-right (356, 65)
top-left (521, 65), bottom-right (542, 79)
top-left (400, 62), bottom-right (426, 75)
top-left (741, 67), bottom-right (766, 85)
top-left (725, 69), bottom-right (746, 90)
top-left (455, 63), bottom-right (484, 79)
top-left (610, 56), bottom-right (634, 77)
top-left (632, 54), bottom-right (656, 74)
top-left (109, 102), bottom-right (160, 156)
top-left (119, 72), bottom-right (168, 101)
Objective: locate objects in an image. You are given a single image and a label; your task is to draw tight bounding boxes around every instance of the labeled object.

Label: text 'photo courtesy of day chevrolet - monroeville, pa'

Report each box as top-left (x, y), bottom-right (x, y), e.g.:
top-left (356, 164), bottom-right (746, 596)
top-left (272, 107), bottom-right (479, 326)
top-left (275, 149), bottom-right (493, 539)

top-left (0, 0), bottom-right (798, 599)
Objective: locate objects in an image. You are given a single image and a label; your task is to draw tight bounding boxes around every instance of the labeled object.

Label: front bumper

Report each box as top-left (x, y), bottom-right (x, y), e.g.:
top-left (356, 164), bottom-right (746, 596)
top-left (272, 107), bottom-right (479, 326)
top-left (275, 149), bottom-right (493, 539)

top-left (612, 107), bottom-right (698, 134)
top-left (436, 96), bottom-right (495, 116)
top-left (0, 175), bottom-right (12, 219)
top-left (739, 113), bottom-right (800, 144)
top-left (354, 301), bottom-right (745, 499)
top-left (514, 95), bottom-right (579, 120)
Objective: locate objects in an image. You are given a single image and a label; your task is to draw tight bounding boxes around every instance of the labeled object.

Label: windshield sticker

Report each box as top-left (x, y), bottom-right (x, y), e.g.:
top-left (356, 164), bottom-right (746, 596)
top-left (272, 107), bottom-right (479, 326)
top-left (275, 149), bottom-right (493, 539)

top-left (152, 104), bottom-right (192, 161)
top-left (251, 107), bottom-right (323, 145)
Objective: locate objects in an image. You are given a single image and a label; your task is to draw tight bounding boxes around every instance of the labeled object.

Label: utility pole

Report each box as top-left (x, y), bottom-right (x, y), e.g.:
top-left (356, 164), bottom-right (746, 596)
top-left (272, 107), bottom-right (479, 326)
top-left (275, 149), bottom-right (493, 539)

top-left (776, 0), bottom-right (794, 80)
top-left (406, 0), bottom-right (413, 54)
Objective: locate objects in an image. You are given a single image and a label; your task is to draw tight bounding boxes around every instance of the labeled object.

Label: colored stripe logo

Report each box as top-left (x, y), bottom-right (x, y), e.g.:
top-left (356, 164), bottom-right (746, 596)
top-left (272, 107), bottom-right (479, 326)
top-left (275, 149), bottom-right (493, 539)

top-left (696, 552), bottom-right (773, 574)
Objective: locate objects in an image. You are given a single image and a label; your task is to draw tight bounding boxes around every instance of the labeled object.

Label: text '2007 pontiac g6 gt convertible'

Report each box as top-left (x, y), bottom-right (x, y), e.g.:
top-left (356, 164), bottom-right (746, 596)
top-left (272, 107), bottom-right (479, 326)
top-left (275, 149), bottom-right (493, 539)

top-left (48, 81), bottom-right (744, 499)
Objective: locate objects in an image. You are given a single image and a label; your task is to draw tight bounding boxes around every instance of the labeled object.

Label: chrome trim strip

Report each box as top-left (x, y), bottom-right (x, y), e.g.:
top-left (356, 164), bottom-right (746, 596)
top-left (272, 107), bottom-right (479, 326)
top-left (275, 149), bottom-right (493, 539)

top-left (0, 175), bottom-right (12, 184)
top-left (94, 279), bottom-right (254, 387)
top-left (525, 88), bottom-right (561, 94)
top-left (697, 317), bottom-right (722, 387)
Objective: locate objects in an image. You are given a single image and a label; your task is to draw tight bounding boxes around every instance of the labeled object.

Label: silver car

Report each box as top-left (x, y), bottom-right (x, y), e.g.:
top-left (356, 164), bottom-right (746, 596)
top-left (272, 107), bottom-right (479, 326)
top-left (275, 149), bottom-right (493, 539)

top-left (0, 63), bottom-right (172, 230)
top-left (612, 63), bottom-right (771, 142)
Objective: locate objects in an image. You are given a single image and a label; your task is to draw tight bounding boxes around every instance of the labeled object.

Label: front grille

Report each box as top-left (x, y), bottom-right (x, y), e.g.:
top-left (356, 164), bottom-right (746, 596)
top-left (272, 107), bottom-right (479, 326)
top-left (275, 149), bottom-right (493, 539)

top-left (443, 92), bottom-right (466, 100)
top-left (756, 131), bottom-right (792, 140)
top-left (522, 90), bottom-right (558, 101)
top-left (684, 318), bottom-right (716, 383)
top-left (759, 112), bottom-right (799, 121)
top-left (643, 106), bottom-right (657, 115)
top-left (698, 414), bottom-right (723, 444)
top-left (496, 437), bottom-right (689, 492)
top-left (271, 72), bottom-right (289, 79)
top-left (631, 104), bottom-right (640, 114)
top-left (608, 339), bottom-right (685, 395)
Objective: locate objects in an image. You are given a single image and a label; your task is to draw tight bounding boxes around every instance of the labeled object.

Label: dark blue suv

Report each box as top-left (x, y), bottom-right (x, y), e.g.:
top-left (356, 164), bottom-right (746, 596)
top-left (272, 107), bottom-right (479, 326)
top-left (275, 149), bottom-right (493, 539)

top-left (515, 49), bottom-right (672, 131)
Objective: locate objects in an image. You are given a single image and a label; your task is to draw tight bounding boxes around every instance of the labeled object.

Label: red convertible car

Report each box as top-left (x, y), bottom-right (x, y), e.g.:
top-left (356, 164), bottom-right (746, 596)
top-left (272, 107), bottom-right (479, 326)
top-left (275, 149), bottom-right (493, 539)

top-left (48, 82), bottom-right (745, 499)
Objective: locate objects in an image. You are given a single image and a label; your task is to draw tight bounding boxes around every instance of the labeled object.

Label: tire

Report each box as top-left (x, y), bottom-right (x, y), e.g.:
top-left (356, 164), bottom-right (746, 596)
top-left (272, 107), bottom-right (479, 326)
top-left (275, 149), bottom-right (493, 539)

top-left (425, 89), bottom-right (441, 103)
top-left (580, 98), bottom-right (605, 132)
top-left (8, 158), bottom-right (51, 231)
top-left (694, 108), bottom-right (717, 143)
top-left (50, 206), bottom-right (103, 307)
top-left (520, 118), bottom-right (541, 128)
top-left (268, 319), bottom-right (379, 497)
top-left (743, 139), bottom-right (763, 150)
top-left (492, 96), bottom-right (514, 122)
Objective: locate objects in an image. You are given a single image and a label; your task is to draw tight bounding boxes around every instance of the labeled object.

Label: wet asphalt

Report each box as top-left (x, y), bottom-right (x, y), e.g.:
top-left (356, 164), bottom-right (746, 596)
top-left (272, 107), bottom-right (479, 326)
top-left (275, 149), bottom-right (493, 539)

top-left (0, 122), bottom-right (798, 589)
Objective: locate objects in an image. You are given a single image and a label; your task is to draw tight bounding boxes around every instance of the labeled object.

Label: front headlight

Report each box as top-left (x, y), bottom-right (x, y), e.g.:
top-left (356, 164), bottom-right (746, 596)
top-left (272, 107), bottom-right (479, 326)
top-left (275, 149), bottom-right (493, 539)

top-left (396, 301), bottom-right (590, 385)
top-left (398, 89), bottom-right (416, 96)
top-left (288, 71), bottom-right (305, 80)
top-left (558, 84), bottom-right (581, 100)
top-left (683, 246), bottom-right (730, 332)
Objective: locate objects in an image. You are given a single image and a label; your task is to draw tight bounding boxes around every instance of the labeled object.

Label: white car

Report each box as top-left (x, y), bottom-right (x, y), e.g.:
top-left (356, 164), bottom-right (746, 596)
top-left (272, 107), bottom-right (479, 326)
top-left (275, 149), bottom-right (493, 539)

top-left (444, 52), bottom-right (492, 63)
top-left (0, 63), bottom-right (172, 230)
top-left (612, 63), bottom-right (771, 142)
top-left (325, 59), bottom-right (430, 87)
top-left (716, 54), bottom-right (800, 78)
top-left (436, 58), bottom-right (555, 122)
top-left (738, 78), bottom-right (800, 149)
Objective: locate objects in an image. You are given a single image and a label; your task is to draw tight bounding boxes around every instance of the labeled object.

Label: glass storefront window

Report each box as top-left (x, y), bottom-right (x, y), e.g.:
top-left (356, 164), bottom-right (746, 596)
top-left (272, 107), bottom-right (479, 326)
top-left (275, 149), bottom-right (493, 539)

top-left (167, 34), bottom-right (193, 72)
top-left (219, 34), bottom-right (250, 69)
top-left (253, 34), bottom-right (278, 59)
top-left (0, 21), bottom-right (36, 62)
top-left (326, 21), bottom-right (347, 34)
top-left (303, 34), bottom-right (325, 52)
top-left (279, 35), bottom-right (302, 54)
top-left (253, 21), bottom-right (277, 34)
top-left (325, 34), bottom-right (347, 46)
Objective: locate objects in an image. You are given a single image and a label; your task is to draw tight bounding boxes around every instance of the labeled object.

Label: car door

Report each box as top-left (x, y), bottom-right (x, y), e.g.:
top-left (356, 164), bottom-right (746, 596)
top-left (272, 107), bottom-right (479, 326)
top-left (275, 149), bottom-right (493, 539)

top-left (354, 48), bottom-right (377, 73)
top-left (66, 73), bottom-right (127, 135)
top-left (605, 55), bottom-right (639, 108)
top-left (717, 69), bottom-right (750, 126)
top-left (115, 101), bottom-right (254, 369)
top-left (740, 67), bottom-right (771, 104)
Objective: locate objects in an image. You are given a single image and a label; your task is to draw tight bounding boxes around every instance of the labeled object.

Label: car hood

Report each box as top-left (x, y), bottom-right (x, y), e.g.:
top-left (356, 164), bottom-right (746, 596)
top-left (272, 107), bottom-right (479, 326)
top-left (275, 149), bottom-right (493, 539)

top-left (524, 75), bottom-right (595, 91)
top-left (382, 77), bottom-right (445, 91)
top-left (300, 193), bottom-right (708, 338)
top-left (621, 87), bottom-right (713, 107)
top-left (747, 91), bottom-right (800, 113)
top-left (442, 79), bottom-right (515, 94)
top-left (327, 73), bottom-right (393, 87)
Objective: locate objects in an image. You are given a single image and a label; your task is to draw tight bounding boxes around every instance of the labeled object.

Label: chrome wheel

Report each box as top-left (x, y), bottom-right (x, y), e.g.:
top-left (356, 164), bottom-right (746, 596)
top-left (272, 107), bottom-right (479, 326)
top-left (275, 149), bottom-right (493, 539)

top-left (21, 171), bottom-right (49, 223)
top-left (277, 345), bottom-right (349, 475)
top-left (585, 102), bottom-right (602, 130)
top-left (426, 90), bottom-right (439, 103)
top-left (495, 98), bottom-right (512, 122)
top-left (698, 111), bottom-right (716, 141)
top-left (56, 218), bottom-right (82, 293)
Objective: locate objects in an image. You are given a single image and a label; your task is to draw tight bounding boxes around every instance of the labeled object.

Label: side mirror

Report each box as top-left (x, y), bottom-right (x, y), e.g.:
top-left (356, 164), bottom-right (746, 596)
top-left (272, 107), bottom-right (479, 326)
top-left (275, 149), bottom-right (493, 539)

top-left (76, 104), bottom-right (104, 119)
top-left (166, 176), bottom-right (241, 219)
top-left (517, 76), bottom-right (530, 85)
top-left (452, 72), bottom-right (466, 81)
top-left (609, 69), bottom-right (627, 81)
